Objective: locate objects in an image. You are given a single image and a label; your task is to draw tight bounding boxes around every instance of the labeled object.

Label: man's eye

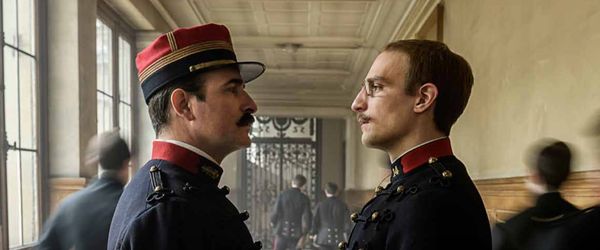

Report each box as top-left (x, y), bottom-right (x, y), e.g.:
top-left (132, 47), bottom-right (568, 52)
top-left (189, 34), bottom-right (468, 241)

top-left (370, 83), bottom-right (382, 91)
top-left (228, 87), bottom-right (239, 94)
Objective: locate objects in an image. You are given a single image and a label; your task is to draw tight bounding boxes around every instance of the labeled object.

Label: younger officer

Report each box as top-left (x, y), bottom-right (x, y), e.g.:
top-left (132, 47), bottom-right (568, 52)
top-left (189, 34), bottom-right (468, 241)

top-left (344, 40), bottom-right (490, 249)
top-left (107, 24), bottom-right (265, 249)
top-left (311, 183), bottom-right (351, 250)
top-left (271, 175), bottom-right (313, 250)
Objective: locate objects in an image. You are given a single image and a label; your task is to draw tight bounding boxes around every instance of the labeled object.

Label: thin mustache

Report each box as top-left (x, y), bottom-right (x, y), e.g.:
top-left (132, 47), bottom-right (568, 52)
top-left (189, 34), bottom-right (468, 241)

top-left (357, 114), bottom-right (370, 123)
top-left (237, 113), bottom-right (255, 126)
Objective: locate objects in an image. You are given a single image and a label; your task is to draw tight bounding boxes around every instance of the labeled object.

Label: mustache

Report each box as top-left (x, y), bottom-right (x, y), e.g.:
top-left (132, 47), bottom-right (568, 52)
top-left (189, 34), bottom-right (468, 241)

top-left (237, 113), bottom-right (255, 127)
top-left (357, 114), bottom-right (371, 123)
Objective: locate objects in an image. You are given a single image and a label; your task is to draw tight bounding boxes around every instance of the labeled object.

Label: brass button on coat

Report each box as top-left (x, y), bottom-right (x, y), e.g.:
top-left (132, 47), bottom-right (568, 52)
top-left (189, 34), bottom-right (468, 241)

top-left (240, 210), bottom-right (250, 221)
top-left (371, 211), bottom-right (380, 221)
top-left (396, 185), bottom-right (405, 194)
top-left (338, 241), bottom-right (347, 249)
top-left (442, 170), bottom-right (453, 178)
top-left (221, 186), bottom-right (231, 195)
top-left (428, 157), bottom-right (438, 164)
top-left (350, 213), bottom-right (359, 222)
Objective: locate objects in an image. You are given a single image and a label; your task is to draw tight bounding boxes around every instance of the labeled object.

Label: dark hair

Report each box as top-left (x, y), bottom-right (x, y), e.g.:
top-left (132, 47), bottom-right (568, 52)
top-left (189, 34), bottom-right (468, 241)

top-left (147, 73), bottom-right (206, 135)
top-left (383, 40), bottom-right (473, 135)
top-left (325, 182), bottom-right (338, 195)
top-left (97, 131), bottom-right (131, 170)
top-left (292, 174), bottom-right (307, 187)
top-left (533, 140), bottom-right (572, 189)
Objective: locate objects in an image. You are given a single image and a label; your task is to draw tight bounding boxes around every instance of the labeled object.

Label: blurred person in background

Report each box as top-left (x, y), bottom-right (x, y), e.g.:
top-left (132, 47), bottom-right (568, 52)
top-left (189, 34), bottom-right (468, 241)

top-left (38, 131), bottom-right (130, 250)
top-left (271, 174), bottom-right (312, 250)
top-left (310, 182), bottom-right (351, 250)
top-left (492, 139), bottom-right (579, 250)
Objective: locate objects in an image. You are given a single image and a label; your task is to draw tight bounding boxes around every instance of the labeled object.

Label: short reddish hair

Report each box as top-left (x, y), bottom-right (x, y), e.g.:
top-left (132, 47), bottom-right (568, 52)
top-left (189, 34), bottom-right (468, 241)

top-left (384, 40), bottom-right (473, 135)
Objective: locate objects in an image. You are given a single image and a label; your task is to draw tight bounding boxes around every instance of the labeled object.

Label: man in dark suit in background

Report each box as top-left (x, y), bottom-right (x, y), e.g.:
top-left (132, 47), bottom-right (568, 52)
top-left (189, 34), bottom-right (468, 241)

top-left (38, 131), bottom-right (130, 250)
top-left (492, 140), bottom-right (580, 250)
top-left (311, 182), bottom-right (351, 250)
top-left (271, 174), bottom-right (312, 250)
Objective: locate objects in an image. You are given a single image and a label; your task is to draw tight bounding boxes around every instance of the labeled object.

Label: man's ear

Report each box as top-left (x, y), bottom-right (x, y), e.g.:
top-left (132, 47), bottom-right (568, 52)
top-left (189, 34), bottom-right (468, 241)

top-left (170, 89), bottom-right (195, 120)
top-left (414, 83), bottom-right (438, 114)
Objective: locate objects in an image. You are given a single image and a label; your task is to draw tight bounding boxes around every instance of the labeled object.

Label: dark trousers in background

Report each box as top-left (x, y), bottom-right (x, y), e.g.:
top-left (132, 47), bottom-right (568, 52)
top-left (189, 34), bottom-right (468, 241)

top-left (274, 236), bottom-right (300, 250)
top-left (316, 245), bottom-right (337, 250)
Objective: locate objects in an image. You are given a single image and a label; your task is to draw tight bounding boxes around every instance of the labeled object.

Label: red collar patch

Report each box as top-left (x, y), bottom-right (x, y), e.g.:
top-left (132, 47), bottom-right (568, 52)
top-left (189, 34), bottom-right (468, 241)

top-left (151, 141), bottom-right (223, 181)
top-left (393, 138), bottom-right (454, 175)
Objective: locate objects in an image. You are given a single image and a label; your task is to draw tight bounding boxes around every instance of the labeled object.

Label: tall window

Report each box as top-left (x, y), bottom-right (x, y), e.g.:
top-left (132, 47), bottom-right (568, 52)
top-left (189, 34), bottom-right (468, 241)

top-left (1, 0), bottom-right (40, 248)
top-left (95, 14), bottom-right (133, 146)
top-left (96, 19), bottom-right (113, 134)
top-left (118, 37), bottom-right (132, 146)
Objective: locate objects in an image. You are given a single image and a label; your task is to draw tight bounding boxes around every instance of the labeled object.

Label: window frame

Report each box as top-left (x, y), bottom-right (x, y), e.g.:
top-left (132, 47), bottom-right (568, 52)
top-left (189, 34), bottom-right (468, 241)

top-left (0, 0), bottom-right (47, 249)
top-left (96, 1), bottom-right (137, 162)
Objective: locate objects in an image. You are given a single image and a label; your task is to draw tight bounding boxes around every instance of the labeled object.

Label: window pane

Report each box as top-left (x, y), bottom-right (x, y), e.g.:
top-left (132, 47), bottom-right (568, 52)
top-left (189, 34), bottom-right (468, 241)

top-left (19, 55), bottom-right (37, 150)
top-left (7, 150), bottom-right (22, 247)
top-left (2, 0), bottom-right (18, 47)
top-left (119, 103), bottom-right (131, 146)
top-left (4, 47), bottom-right (19, 148)
top-left (118, 37), bottom-right (131, 104)
top-left (96, 19), bottom-right (112, 94)
top-left (97, 92), bottom-right (113, 133)
top-left (20, 151), bottom-right (39, 244)
top-left (17, 0), bottom-right (35, 54)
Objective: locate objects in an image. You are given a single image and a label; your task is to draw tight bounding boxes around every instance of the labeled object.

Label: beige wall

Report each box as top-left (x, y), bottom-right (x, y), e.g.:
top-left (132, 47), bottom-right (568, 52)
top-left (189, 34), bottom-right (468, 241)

top-left (352, 133), bottom-right (389, 189)
top-left (132, 0), bottom-right (600, 192)
top-left (48, 0), bottom-right (98, 178)
top-left (321, 119), bottom-right (346, 192)
top-left (444, 0), bottom-right (600, 179)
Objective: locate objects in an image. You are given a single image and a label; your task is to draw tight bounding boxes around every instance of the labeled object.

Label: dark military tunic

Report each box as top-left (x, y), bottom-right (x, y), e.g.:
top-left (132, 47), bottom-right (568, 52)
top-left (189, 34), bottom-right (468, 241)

top-left (311, 196), bottom-right (351, 249)
top-left (107, 141), bottom-right (261, 250)
top-left (270, 187), bottom-right (312, 250)
top-left (38, 173), bottom-right (124, 250)
top-left (342, 138), bottom-right (491, 250)
top-left (492, 192), bottom-right (583, 250)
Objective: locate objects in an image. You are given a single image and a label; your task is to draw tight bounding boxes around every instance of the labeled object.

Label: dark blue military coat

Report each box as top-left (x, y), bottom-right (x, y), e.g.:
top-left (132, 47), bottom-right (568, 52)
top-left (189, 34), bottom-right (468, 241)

top-left (38, 173), bottom-right (124, 250)
top-left (311, 196), bottom-right (351, 247)
top-left (492, 192), bottom-right (593, 250)
top-left (342, 138), bottom-right (491, 250)
top-left (270, 187), bottom-right (312, 239)
top-left (107, 141), bottom-right (261, 250)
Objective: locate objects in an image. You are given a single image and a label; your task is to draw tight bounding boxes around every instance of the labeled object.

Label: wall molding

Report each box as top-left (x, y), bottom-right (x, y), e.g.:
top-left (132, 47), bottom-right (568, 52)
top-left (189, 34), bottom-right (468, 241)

top-left (343, 170), bottom-right (600, 223)
top-left (475, 170), bottom-right (600, 223)
top-left (391, 0), bottom-right (442, 41)
top-left (49, 177), bottom-right (87, 213)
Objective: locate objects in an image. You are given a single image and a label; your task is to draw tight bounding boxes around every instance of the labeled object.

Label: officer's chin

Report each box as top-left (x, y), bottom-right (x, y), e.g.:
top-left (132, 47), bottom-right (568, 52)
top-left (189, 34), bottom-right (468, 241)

top-left (237, 135), bottom-right (252, 148)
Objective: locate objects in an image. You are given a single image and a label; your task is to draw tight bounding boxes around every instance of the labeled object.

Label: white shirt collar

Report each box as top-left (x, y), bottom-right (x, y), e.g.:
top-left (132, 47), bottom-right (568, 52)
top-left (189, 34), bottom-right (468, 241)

top-left (154, 139), bottom-right (220, 166)
top-left (391, 136), bottom-right (448, 163)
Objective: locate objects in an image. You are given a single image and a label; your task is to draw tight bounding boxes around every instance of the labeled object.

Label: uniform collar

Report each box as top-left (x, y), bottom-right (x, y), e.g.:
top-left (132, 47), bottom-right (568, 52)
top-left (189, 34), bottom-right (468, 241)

top-left (154, 139), bottom-right (220, 165)
top-left (390, 137), bottom-right (453, 177)
top-left (151, 140), bottom-right (223, 183)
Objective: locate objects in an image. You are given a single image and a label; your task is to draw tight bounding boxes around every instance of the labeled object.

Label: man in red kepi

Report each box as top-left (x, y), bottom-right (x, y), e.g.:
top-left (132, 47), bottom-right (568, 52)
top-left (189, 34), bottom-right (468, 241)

top-left (341, 40), bottom-right (491, 249)
top-left (107, 23), bottom-right (265, 250)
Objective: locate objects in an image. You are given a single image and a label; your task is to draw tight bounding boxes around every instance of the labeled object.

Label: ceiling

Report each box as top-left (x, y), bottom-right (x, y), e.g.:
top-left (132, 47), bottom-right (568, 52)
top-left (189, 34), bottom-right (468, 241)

top-left (106, 0), bottom-right (418, 110)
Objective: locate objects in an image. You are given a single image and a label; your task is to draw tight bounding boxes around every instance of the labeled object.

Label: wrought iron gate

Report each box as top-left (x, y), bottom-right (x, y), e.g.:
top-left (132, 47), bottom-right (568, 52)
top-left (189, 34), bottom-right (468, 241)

top-left (241, 117), bottom-right (320, 249)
